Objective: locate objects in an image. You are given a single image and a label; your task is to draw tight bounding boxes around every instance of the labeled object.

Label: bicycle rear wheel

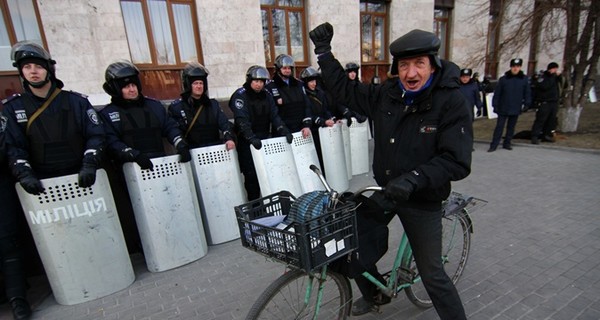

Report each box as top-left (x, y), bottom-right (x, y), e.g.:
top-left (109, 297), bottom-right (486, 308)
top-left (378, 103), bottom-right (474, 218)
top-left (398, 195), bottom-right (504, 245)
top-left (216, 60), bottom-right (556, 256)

top-left (403, 210), bottom-right (472, 308)
top-left (245, 269), bottom-right (352, 320)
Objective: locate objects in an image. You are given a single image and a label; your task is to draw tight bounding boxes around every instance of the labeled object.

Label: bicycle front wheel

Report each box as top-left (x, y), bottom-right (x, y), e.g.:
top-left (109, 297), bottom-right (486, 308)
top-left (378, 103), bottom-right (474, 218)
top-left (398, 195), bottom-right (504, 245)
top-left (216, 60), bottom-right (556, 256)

top-left (245, 269), bottom-right (352, 320)
top-left (404, 210), bottom-right (472, 308)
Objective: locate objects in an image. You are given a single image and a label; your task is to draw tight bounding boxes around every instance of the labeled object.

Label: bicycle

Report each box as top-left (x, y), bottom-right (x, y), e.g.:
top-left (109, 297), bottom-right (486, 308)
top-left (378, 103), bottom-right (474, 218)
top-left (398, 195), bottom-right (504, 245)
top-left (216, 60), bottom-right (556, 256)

top-left (235, 165), bottom-right (486, 319)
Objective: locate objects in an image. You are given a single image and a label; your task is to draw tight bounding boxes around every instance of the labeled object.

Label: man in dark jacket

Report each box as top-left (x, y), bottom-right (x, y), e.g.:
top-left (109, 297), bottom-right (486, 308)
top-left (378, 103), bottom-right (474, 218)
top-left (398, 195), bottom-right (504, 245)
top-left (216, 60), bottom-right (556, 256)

top-left (488, 58), bottom-right (532, 152)
top-left (530, 62), bottom-right (561, 144)
top-left (230, 65), bottom-right (292, 201)
top-left (458, 68), bottom-right (483, 120)
top-left (310, 23), bottom-right (472, 319)
top-left (266, 54), bottom-right (312, 139)
top-left (168, 62), bottom-right (235, 150)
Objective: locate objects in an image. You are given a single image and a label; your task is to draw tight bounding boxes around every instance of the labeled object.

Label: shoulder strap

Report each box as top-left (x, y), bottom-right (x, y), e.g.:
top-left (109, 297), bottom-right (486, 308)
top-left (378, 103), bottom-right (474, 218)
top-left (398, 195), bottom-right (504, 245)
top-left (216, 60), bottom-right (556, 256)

top-left (185, 104), bottom-right (204, 139)
top-left (26, 88), bottom-right (61, 135)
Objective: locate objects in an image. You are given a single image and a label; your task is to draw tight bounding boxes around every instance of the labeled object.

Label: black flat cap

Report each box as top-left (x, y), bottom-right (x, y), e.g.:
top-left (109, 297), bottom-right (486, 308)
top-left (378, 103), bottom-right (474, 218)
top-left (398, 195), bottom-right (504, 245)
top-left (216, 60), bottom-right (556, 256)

top-left (389, 29), bottom-right (441, 60)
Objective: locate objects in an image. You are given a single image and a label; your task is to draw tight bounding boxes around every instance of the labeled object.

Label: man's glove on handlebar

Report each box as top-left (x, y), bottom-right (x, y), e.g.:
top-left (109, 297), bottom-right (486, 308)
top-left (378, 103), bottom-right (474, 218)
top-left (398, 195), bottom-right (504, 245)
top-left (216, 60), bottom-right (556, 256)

top-left (385, 171), bottom-right (423, 202)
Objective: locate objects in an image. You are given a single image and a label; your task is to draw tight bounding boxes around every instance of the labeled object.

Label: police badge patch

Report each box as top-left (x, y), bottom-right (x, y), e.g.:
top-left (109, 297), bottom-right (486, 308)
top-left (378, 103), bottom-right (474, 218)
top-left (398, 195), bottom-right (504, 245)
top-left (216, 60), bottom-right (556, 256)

top-left (0, 115), bottom-right (7, 133)
top-left (419, 125), bottom-right (437, 133)
top-left (235, 99), bottom-right (244, 109)
top-left (87, 109), bottom-right (100, 125)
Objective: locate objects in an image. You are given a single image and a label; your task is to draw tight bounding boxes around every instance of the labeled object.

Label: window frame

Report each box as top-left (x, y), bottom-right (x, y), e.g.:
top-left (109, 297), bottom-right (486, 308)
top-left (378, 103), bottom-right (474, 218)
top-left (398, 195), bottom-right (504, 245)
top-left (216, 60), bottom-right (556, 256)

top-left (0, 0), bottom-right (47, 75)
top-left (433, 8), bottom-right (451, 60)
top-left (260, 0), bottom-right (309, 69)
top-left (119, 0), bottom-right (203, 71)
top-left (359, 0), bottom-right (389, 65)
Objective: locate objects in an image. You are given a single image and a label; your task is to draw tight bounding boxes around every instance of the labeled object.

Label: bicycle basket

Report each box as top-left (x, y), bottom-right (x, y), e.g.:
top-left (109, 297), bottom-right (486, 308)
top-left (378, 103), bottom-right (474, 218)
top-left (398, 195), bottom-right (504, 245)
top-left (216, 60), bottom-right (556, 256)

top-left (235, 191), bottom-right (358, 272)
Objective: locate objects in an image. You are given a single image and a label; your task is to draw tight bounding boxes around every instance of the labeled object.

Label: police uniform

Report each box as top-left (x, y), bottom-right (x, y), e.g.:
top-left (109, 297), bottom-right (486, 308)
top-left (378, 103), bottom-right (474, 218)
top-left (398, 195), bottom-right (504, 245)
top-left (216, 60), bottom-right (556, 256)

top-left (230, 80), bottom-right (287, 201)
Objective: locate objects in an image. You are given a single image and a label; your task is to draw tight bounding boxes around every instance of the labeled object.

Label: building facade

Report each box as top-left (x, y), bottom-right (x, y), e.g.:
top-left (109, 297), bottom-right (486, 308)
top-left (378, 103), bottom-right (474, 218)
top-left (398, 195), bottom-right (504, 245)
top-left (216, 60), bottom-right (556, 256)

top-left (0, 0), bottom-right (566, 105)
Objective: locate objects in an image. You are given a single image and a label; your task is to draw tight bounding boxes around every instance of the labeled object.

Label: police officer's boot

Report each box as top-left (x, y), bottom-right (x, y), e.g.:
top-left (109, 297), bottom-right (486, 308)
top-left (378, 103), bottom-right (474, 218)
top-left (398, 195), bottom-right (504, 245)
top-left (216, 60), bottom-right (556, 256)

top-left (9, 297), bottom-right (31, 320)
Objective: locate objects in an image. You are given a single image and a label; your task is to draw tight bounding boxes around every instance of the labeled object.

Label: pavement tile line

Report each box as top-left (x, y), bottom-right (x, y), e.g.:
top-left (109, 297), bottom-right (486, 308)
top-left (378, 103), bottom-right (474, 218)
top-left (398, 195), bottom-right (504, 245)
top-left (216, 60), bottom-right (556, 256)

top-left (3, 141), bottom-right (599, 320)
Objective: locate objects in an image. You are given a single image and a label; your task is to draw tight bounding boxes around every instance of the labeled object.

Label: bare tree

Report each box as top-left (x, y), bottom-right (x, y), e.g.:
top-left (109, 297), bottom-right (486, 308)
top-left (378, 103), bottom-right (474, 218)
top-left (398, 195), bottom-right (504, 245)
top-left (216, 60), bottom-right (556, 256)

top-left (463, 0), bottom-right (599, 132)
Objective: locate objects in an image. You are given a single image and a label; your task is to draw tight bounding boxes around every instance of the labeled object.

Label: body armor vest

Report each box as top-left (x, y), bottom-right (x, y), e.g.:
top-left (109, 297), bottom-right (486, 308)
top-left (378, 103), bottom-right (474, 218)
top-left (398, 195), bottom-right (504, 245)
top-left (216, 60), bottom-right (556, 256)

top-left (119, 105), bottom-right (164, 155)
top-left (183, 101), bottom-right (220, 147)
top-left (248, 95), bottom-right (271, 137)
top-left (23, 93), bottom-right (83, 176)
top-left (276, 85), bottom-right (306, 132)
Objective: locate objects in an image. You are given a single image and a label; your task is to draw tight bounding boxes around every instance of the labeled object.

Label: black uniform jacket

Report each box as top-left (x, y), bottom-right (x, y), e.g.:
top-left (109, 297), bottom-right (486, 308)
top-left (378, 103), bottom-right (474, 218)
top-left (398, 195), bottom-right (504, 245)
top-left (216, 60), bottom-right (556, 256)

top-left (318, 53), bottom-right (473, 208)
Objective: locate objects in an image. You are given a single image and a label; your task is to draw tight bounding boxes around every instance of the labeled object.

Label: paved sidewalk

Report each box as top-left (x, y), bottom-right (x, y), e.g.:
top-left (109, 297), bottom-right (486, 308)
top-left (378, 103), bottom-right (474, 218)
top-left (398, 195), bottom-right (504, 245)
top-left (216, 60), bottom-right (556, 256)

top-left (4, 141), bottom-right (600, 320)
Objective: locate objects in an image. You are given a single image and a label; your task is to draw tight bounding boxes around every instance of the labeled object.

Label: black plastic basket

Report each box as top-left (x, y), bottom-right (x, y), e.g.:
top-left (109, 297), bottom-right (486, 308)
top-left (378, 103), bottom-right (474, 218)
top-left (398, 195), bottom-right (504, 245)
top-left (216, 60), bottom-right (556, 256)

top-left (235, 191), bottom-right (358, 272)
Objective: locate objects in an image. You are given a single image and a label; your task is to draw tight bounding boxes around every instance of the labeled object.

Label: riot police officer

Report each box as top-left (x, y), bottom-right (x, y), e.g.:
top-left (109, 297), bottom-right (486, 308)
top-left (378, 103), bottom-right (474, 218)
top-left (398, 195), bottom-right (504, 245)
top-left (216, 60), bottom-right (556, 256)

top-left (2, 41), bottom-right (105, 194)
top-left (266, 54), bottom-right (312, 138)
top-left (230, 65), bottom-right (291, 201)
top-left (168, 62), bottom-right (235, 150)
top-left (0, 115), bottom-right (31, 320)
top-left (345, 62), bottom-right (360, 82)
top-left (300, 67), bottom-right (334, 172)
top-left (99, 60), bottom-right (191, 170)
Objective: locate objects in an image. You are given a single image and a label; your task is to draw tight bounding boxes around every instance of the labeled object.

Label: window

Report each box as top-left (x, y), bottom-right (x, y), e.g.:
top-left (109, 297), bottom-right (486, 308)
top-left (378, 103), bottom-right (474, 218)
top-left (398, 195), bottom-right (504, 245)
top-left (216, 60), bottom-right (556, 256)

top-left (433, 8), bottom-right (451, 60)
top-left (260, 0), bottom-right (307, 66)
top-left (120, 0), bottom-right (202, 68)
top-left (360, 1), bottom-right (387, 63)
top-left (0, 0), bottom-right (45, 72)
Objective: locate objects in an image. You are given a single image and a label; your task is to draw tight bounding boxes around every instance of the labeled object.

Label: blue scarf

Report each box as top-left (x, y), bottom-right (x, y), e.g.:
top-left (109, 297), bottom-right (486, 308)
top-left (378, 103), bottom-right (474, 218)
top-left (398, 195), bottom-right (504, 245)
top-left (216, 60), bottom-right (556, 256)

top-left (398, 75), bottom-right (434, 105)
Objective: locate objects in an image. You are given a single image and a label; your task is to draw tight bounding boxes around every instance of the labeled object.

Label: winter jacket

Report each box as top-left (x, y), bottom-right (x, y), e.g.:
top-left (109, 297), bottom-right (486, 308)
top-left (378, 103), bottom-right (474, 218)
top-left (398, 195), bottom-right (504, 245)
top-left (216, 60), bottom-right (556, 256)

top-left (492, 70), bottom-right (532, 115)
top-left (318, 53), bottom-right (473, 209)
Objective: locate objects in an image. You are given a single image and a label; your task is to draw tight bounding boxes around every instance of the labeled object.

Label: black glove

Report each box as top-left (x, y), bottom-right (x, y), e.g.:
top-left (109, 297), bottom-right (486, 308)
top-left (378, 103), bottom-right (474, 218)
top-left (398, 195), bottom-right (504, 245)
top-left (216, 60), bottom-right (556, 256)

top-left (277, 126), bottom-right (294, 144)
top-left (176, 142), bottom-right (191, 163)
top-left (78, 152), bottom-right (99, 188)
top-left (286, 132), bottom-right (294, 144)
top-left (117, 147), bottom-right (136, 163)
top-left (354, 112), bottom-right (368, 123)
top-left (384, 172), bottom-right (420, 202)
top-left (250, 138), bottom-right (262, 150)
top-left (309, 22), bottom-right (334, 55)
top-left (343, 108), bottom-right (353, 127)
top-left (134, 153), bottom-right (154, 171)
top-left (476, 109), bottom-right (482, 117)
top-left (13, 163), bottom-right (44, 195)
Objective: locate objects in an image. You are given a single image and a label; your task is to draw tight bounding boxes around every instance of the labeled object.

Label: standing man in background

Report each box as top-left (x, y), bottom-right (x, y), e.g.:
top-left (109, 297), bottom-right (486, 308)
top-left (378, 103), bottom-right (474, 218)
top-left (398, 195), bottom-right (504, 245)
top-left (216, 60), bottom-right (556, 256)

top-left (488, 58), bottom-right (531, 152)
top-left (530, 62), bottom-right (561, 144)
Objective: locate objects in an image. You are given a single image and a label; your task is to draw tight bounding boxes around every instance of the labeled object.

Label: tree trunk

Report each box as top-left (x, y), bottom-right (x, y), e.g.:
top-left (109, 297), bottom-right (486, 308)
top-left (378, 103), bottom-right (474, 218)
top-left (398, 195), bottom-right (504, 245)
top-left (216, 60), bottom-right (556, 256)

top-left (560, 104), bottom-right (582, 132)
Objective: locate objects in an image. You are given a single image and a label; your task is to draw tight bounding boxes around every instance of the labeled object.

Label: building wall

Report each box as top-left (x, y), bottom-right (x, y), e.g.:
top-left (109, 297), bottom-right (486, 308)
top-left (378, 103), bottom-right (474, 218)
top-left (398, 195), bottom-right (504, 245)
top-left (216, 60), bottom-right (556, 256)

top-left (24, 0), bottom-right (568, 103)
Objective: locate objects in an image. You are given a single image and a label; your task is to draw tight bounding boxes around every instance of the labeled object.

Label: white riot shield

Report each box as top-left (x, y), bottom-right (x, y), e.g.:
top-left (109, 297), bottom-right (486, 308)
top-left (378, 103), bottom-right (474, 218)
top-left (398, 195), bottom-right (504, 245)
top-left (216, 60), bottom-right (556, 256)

top-left (486, 93), bottom-right (497, 119)
top-left (189, 145), bottom-right (244, 245)
top-left (123, 155), bottom-right (208, 272)
top-left (349, 119), bottom-right (370, 175)
top-left (16, 169), bottom-right (134, 305)
top-left (341, 119), bottom-right (352, 179)
top-left (290, 131), bottom-right (325, 193)
top-left (251, 136), bottom-right (303, 197)
top-left (319, 124), bottom-right (349, 192)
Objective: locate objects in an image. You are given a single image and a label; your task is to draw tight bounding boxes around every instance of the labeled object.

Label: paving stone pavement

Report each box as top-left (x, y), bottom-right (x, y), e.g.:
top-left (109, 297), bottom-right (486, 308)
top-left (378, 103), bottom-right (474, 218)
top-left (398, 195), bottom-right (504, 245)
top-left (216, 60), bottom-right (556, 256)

top-left (3, 140), bottom-right (600, 320)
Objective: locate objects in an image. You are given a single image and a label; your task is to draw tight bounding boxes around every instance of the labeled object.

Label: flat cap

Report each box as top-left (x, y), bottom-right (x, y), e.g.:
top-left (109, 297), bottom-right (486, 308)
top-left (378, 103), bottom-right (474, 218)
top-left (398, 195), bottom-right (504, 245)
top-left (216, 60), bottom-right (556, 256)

top-left (510, 58), bottom-right (523, 67)
top-left (389, 29), bottom-right (441, 60)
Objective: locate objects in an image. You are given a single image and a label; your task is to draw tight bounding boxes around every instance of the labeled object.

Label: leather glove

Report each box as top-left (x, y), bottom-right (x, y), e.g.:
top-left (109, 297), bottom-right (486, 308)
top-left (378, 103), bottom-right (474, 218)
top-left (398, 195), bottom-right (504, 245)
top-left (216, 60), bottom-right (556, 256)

top-left (117, 147), bottom-right (136, 163)
top-left (13, 162), bottom-right (44, 195)
top-left (176, 141), bottom-right (191, 163)
top-left (134, 153), bottom-right (154, 171)
top-left (250, 138), bottom-right (262, 150)
top-left (309, 22), bottom-right (334, 55)
top-left (476, 109), bottom-right (482, 117)
top-left (78, 152), bottom-right (99, 188)
top-left (343, 108), bottom-right (353, 127)
top-left (384, 171), bottom-right (421, 202)
top-left (277, 126), bottom-right (294, 144)
top-left (354, 112), bottom-right (368, 123)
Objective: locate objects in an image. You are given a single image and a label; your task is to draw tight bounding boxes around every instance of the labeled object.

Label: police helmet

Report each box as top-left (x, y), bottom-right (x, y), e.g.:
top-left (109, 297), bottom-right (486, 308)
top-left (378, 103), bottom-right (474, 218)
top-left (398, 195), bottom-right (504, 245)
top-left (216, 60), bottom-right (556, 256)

top-left (103, 60), bottom-right (141, 98)
top-left (274, 54), bottom-right (295, 71)
top-left (300, 67), bottom-right (320, 81)
top-left (345, 62), bottom-right (360, 72)
top-left (246, 65), bottom-right (270, 82)
top-left (11, 41), bottom-right (57, 87)
top-left (389, 29), bottom-right (442, 75)
top-left (181, 62), bottom-right (209, 93)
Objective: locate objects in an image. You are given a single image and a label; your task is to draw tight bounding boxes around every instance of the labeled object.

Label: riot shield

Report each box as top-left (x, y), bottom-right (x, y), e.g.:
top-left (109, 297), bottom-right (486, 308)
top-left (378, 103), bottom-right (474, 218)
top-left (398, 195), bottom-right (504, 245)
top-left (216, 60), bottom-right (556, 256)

top-left (16, 169), bottom-right (134, 305)
top-left (318, 123), bottom-right (349, 192)
top-left (349, 118), bottom-right (370, 175)
top-left (251, 136), bottom-right (303, 197)
top-left (123, 155), bottom-right (208, 272)
top-left (189, 144), bottom-right (244, 245)
top-left (290, 131), bottom-right (325, 193)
